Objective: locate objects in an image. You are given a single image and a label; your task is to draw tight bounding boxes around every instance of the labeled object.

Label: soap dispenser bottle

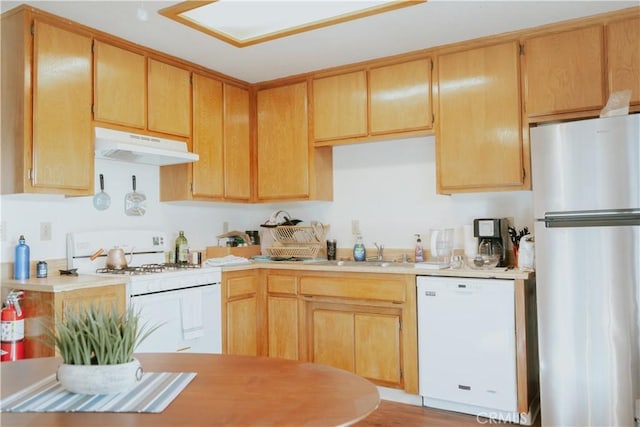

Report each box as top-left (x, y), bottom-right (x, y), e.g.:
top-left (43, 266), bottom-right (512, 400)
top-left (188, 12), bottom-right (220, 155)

top-left (414, 234), bottom-right (424, 263)
top-left (353, 234), bottom-right (366, 262)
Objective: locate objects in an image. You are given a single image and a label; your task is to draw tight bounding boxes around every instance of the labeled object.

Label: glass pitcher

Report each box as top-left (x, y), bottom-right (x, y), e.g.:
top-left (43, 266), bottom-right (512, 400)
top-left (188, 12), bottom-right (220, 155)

top-left (429, 228), bottom-right (454, 265)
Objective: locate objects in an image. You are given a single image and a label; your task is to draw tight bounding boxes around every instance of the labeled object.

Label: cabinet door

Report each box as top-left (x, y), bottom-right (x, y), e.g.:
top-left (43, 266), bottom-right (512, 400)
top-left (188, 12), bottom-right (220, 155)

top-left (226, 296), bottom-right (258, 356)
top-left (607, 17), bottom-right (640, 107)
top-left (354, 313), bottom-right (401, 384)
top-left (313, 71), bottom-right (367, 141)
top-left (524, 25), bottom-right (605, 117)
top-left (267, 296), bottom-right (298, 360)
top-left (192, 73), bottom-right (224, 198)
top-left (437, 41), bottom-right (524, 192)
top-left (223, 271), bottom-right (259, 356)
top-left (224, 84), bottom-right (251, 200)
top-left (57, 284), bottom-right (126, 319)
top-left (148, 58), bottom-right (191, 137)
top-left (312, 309), bottom-right (354, 372)
top-left (32, 21), bottom-right (93, 194)
top-left (256, 81), bottom-right (309, 200)
top-left (93, 41), bottom-right (146, 128)
top-left (369, 58), bottom-right (432, 135)
top-left (267, 274), bottom-right (298, 360)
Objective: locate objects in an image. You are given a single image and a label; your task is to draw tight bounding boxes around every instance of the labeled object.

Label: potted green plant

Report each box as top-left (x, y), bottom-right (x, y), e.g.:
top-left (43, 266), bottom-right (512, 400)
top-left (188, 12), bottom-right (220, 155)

top-left (47, 303), bottom-right (159, 395)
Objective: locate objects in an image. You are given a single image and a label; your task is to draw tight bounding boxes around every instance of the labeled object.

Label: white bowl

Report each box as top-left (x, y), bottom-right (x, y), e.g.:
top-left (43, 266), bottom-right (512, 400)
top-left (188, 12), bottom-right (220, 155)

top-left (467, 255), bottom-right (500, 269)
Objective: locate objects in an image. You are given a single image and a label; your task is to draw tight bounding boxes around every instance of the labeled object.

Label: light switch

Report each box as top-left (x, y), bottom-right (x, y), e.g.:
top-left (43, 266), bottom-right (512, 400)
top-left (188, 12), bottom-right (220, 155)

top-left (40, 222), bottom-right (52, 241)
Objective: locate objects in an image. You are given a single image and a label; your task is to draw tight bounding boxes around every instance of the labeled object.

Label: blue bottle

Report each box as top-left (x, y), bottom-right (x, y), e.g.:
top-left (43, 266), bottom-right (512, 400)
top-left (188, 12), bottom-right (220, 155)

top-left (14, 235), bottom-right (30, 280)
top-left (353, 234), bottom-right (366, 262)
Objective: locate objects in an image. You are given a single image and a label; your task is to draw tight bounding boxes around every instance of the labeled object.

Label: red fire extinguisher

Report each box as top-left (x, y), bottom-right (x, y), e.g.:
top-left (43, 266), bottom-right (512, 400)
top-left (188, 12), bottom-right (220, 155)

top-left (1, 290), bottom-right (25, 362)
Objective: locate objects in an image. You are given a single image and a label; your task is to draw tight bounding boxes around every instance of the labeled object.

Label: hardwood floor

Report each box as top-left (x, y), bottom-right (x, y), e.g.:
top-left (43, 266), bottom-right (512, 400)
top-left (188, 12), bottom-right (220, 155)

top-left (355, 400), bottom-right (541, 427)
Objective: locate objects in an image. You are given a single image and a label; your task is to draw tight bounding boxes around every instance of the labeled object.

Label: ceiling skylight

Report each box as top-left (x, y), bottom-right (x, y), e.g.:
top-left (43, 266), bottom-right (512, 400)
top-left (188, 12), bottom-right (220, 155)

top-left (160, 0), bottom-right (425, 48)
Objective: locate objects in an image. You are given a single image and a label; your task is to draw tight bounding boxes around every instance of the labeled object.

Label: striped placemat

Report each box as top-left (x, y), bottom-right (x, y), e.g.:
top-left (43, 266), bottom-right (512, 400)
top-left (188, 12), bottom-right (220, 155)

top-left (1, 372), bottom-right (196, 413)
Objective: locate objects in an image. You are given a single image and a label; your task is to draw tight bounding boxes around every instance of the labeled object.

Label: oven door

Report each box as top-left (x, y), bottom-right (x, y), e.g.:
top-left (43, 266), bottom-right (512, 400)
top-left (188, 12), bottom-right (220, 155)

top-left (130, 284), bottom-right (221, 354)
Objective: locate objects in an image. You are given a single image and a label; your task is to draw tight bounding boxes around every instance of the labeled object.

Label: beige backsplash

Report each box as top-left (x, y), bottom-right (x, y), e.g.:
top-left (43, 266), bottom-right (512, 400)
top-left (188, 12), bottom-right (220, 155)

top-left (1, 259), bottom-right (67, 281)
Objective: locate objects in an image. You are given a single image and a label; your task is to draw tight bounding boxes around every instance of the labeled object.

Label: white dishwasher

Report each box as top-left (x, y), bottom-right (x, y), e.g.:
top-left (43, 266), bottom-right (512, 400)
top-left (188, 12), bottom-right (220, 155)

top-left (417, 276), bottom-right (518, 421)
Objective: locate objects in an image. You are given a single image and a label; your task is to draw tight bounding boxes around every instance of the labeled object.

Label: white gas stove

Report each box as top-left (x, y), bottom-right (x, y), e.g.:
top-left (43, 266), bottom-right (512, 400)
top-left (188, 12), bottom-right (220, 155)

top-left (67, 230), bottom-right (222, 354)
top-left (67, 230), bottom-right (221, 293)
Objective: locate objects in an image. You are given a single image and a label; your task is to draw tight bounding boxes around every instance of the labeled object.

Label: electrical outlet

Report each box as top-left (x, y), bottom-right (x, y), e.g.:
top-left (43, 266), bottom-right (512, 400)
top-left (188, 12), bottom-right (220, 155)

top-left (351, 219), bottom-right (360, 235)
top-left (40, 222), bottom-right (52, 241)
top-left (223, 221), bottom-right (229, 234)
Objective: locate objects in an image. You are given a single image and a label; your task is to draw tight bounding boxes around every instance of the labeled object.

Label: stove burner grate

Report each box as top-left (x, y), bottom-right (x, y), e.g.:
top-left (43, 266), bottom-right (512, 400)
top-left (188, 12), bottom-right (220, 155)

top-left (96, 263), bottom-right (202, 275)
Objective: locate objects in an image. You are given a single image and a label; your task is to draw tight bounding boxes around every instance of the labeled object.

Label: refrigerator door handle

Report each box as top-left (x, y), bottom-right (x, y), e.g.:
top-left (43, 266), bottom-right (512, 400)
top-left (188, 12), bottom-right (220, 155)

top-left (540, 208), bottom-right (640, 228)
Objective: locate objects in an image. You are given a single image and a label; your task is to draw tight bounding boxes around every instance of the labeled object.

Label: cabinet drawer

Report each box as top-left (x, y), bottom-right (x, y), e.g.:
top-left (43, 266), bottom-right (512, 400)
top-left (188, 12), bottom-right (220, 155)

top-left (268, 275), bottom-right (297, 295)
top-left (300, 276), bottom-right (406, 302)
top-left (226, 276), bottom-right (257, 298)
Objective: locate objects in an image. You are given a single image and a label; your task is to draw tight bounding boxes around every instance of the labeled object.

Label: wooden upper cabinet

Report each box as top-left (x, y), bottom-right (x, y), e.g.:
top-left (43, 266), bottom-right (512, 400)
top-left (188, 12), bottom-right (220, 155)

top-left (32, 20), bottom-right (93, 194)
top-left (607, 16), bottom-right (640, 108)
top-left (148, 58), bottom-right (191, 137)
top-left (257, 81), bottom-right (310, 200)
top-left (93, 41), bottom-right (146, 128)
top-left (369, 58), bottom-right (432, 135)
top-left (313, 71), bottom-right (367, 141)
top-left (161, 79), bottom-right (251, 202)
top-left (223, 84), bottom-right (251, 201)
top-left (436, 40), bottom-right (524, 193)
top-left (312, 58), bottom-right (433, 145)
top-left (524, 25), bottom-right (605, 119)
top-left (192, 73), bottom-right (224, 199)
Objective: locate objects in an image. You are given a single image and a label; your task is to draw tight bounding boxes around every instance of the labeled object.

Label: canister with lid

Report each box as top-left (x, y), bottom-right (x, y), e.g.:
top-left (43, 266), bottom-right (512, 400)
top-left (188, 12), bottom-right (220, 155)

top-left (36, 261), bottom-right (48, 278)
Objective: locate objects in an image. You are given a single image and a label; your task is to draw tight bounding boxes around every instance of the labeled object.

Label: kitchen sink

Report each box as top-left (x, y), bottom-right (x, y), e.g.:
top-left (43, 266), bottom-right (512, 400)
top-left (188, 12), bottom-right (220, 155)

top-left (318, 259), bottom-right (404, 268)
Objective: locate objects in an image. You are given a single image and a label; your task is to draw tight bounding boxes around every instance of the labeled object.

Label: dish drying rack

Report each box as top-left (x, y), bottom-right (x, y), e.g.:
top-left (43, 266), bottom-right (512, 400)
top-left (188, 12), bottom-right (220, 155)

top-left (265, 224), bottom-right (329, 259)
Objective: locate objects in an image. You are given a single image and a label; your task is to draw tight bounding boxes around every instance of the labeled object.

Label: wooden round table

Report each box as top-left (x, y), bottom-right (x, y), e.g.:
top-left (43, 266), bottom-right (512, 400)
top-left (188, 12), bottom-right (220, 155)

top-left (0, 353), bottom-right (380, 427)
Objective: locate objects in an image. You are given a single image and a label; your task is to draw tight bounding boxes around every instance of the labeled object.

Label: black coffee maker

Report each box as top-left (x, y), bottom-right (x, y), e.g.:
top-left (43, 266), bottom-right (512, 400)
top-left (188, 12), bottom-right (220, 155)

top-left (473, 218), bottom-right (509, 267)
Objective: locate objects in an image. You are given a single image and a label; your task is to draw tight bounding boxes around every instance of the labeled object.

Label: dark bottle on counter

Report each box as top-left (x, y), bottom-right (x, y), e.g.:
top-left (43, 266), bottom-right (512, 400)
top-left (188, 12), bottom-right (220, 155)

top-left (326, 239), bottom-right (337, 260)
top-left (175, 231), bottom-right (189, 264)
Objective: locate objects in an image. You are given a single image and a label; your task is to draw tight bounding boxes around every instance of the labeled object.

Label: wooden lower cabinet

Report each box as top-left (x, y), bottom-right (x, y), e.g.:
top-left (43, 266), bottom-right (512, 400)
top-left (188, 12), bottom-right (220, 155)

top-left (222, 269), bottom-right (260, 356)
top-left (308, 302), bottom-right (402, 387)
top-left (266, 273), bottom-right (299, 360)
top-left (294, 271), bottom-right (417, 393)
top-left (260, 270), bottom-right (417, 393)
top-left (17, 283), bottom-right (126, 358)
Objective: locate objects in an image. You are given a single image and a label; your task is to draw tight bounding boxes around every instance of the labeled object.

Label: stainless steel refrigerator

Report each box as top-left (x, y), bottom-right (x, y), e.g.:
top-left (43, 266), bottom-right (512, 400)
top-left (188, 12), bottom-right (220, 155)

top-left (530, 114), bottom-right (639, 426)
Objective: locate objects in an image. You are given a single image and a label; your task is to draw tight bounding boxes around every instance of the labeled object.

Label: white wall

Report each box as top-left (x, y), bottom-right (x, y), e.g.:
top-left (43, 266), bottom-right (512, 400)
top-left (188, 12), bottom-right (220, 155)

top-left (0, 135), bottom-right (533, 263)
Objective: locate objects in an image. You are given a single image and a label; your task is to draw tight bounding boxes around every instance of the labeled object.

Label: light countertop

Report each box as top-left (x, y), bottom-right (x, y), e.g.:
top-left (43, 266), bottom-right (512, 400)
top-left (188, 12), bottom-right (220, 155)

top-left (1, 260), bottom-right (532, 294)
top-left (222, 259), bottom-right (534, 280)
top-left (1, 274), bottom-right (126, 293)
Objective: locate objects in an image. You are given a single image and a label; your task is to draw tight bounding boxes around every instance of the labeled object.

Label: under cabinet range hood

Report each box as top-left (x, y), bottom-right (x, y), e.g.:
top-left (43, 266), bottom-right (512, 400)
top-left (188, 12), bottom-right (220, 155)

top-left (94, 127), bottom-right (199, 166)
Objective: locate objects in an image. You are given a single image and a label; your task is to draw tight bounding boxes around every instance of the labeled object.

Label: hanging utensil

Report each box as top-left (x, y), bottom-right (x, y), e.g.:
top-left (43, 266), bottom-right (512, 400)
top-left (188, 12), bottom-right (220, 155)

top-left (92, 174), bottom-right (111, 211)
top-left (124, 175), bottom-right (146, 216)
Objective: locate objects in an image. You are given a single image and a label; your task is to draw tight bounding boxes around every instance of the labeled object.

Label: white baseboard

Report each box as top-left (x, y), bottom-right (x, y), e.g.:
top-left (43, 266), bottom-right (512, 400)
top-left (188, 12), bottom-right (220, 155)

top-left (377, 386), bottom-right (422, 406)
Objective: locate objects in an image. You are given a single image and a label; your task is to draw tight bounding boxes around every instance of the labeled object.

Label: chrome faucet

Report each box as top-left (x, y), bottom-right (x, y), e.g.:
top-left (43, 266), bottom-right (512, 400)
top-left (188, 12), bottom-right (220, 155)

top-left (374, 242), bottom-right (384, 261)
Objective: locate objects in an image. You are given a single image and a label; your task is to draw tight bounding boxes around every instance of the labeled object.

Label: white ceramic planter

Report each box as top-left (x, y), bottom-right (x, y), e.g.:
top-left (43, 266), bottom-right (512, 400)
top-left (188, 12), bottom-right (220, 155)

top-left (57, 358), bottom-right (143, 394)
